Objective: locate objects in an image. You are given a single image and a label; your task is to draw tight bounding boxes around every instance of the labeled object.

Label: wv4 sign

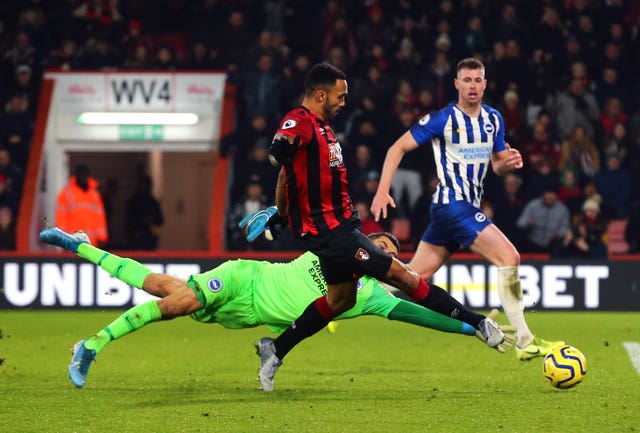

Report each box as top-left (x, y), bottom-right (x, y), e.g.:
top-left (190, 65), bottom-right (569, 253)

top-left (108, 74), bottom-right (173, 110)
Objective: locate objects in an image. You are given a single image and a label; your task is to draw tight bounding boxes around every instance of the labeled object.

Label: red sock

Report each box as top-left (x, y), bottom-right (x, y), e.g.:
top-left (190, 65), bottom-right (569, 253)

top-left (314, 296), bottom-right (337, 321)
top-left (409, 278), bottom-right (431, 302)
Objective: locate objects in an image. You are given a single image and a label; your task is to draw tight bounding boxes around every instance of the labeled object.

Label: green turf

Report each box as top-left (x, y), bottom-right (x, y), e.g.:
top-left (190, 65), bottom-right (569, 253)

top-left (1, 310), bottom-right (639, 433)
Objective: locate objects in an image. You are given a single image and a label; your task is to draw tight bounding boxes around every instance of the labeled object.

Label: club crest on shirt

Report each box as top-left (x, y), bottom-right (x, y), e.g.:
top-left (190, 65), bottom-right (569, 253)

top-left (355, 248), bottom-right (370, 261)
top-left (282, 119), bottom-right (297, 129)
top-left (208, 278), bottom-right (223, 292)
top-left (483, 123), bottom-right (494, 134)
top-left (328, 142), bottom-right (344, 167)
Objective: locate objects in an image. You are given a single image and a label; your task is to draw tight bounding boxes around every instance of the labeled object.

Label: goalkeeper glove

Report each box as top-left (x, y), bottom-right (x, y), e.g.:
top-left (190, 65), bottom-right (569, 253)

top-left (475, 309), bottom-right (517, 353)
top-left (238, 206), bottom-right (288, 242)
top-left (269, 135), bottom-right (300, 165)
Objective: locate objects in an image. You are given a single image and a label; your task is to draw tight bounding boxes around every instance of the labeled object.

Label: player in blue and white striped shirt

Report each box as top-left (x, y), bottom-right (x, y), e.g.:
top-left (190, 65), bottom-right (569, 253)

top-left (371, 58), bottom-right (564, 361)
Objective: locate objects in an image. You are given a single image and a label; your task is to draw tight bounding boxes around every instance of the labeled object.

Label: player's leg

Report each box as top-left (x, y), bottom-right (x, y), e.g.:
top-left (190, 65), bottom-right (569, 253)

top-left (383, 258), bottom-right (504, 347)
top-left (258, 278), bottom-right (356, 391)
top-left (69, 286), bottom-right (202, 388)
top-left (407, 240), bottom-right (450, 280)
top-left (471, 224), bottom-right (564, 358)
top-left (470, 224), bottom-right (534, 347)
top-left (40, 227), bottom-right (153, 293)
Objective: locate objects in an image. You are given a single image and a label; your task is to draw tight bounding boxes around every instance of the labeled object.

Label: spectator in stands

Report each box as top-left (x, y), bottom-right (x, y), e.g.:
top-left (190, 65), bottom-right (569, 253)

top-left (220, 113), bottom-right (272, 160)
top-left (415, 87), bottom-right (436, 118)
top-left (46, 38), bottom-right (81, 71)
top-left (81, 36), bottom-right (120, 69)
top-left (462, 15), bottom-right (489, 57)
top-left (558, 124), bottom-right (600, 184)
top-left (125, 175), bottom-right (164, 250)
top-left (322, 17), bottom-right (358, 61)
top-left (600, 96), bottom-right (627, 137)
top-left (233, 142), bottom-right (278, 203)
top-left (245, 31), bottom-right (285, 71)
top-left (0, 173), bottom-right (18, 211)
top-left (601, 122), bottom-right (632, 167)
top-left (557, 168), bottom-right (583, 214)
top-left (1, 92), bottom-right (33, 168)
top-left (517, 185), bottom-right (570, 254)
top-left (494, 39), bottom-right (529, 101)
top-left (123, 43), bottom-right (151, 70)
top-left (500, 89), bottom-right (527, 144)
top-left (185, 40), bottom-right (221, 71)
top-left (227, 174), bottom-right (271, 251)
top-left (347, 144), bottom-right (378, 200)
top-left (217, 10), bottom-right (256, 72)
top-left (356, 4), bottom-right (392, 53)
top-left (390, 36), bottom-right (421, 85)
top-left (384, 106), bottom-right (431, 218)
top-left (151, 45), bottom-right (177, 70)
top-left (0, 204), bottom-right (15, 250)
top-left (3, 30), bottom-right (37, 72)
top-left (0, 147), bottom-right (24, 196)
top-left (422, 50), bottom-right (456, 108)
top-left (552, 198), bottom-right (608, 259)
top-left (121, 19), bottom-right (154, 63)
top-left (55, 164), bottom-right (108, 247)
top-left (594, 152), bottom-right (631, 219)
top-left (10, 64), bottom-right (39, 116)
top-left (241, 53), bottom-right (285, 123)
top-left (547, 77), bottom-right (600, 140)
top-left (595, 67), bottom-right (627, 108)
top-left (520, 122), bottom-right (561, 174)
top-left (492, 173), bottom-right (526, 250)
top-left (523, 156), bottom-right (559, 201)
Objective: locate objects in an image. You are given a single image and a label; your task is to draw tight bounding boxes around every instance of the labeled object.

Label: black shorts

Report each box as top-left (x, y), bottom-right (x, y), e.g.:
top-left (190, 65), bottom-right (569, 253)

top-left (301, 217), bottom-right (393, 285)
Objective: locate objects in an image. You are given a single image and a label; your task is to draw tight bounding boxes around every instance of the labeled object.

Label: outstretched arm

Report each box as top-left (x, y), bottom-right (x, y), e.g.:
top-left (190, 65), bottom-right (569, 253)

top-left (370, 131), bottom-right (419, 221)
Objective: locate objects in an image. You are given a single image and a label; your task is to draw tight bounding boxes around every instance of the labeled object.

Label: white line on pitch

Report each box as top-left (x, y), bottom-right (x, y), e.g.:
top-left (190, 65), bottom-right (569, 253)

top-left (623, 342), bottom-right (640, 375)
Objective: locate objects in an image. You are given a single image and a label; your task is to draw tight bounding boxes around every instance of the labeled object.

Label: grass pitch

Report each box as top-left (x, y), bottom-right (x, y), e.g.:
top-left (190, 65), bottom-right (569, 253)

top-left (1, 310), bottom-right (639, 433)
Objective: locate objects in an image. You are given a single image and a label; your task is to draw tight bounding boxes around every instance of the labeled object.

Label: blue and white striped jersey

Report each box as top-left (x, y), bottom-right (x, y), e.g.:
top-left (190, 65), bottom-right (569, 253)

top-left (410, 102), bottom-right (506, 208)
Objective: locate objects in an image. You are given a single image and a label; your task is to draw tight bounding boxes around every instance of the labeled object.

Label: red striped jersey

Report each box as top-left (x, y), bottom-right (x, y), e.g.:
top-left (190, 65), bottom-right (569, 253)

top-left (275, 106), bottom-right (354, 237)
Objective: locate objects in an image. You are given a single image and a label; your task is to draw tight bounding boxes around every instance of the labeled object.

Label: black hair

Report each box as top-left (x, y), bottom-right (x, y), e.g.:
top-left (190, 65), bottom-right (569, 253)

top-left (367, 231), bottom-right (400, 251)
top-left (304, 63), bottom-right (346, 95)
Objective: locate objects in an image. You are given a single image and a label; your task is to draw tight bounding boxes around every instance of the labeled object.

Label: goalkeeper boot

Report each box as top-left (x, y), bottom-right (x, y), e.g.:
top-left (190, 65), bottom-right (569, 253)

top-left (68, 339), bottom-right (96, 388)
top-left (516, 337), bottom-right (565, 361)
top-left (255, 337), bottom-right (282, 392)
top-left (478, 317), bottom-right (506, 349)
top-left (40, 227), bottom-right (90, 253)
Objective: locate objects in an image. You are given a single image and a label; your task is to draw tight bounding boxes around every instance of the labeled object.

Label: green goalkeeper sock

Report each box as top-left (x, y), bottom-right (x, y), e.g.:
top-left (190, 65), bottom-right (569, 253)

top-left (84, 301), bottom-right (162, 354)
top-left (387, 300), bottom-right (476, 335)
top-left (77, 244), bottom-right (152, 289)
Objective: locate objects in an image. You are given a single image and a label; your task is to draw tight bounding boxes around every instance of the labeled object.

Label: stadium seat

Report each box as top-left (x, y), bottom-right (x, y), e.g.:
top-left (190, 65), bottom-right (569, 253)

top-left (606, 218), bottom-right (629, 254)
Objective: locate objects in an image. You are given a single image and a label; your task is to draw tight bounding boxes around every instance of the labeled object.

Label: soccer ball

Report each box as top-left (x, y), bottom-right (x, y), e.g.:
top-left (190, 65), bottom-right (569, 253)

top-left (542, 345), bottom-right (587, 389)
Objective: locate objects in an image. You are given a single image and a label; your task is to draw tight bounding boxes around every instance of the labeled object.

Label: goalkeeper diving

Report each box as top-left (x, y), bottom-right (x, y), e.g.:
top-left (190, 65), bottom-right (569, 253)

top-left (40, 226), bottom-right (515, 389)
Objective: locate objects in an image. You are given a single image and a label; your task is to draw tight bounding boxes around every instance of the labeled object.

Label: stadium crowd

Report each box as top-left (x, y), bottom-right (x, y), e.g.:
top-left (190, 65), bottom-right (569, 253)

top-left (1, 0), bottom-right (640, 255)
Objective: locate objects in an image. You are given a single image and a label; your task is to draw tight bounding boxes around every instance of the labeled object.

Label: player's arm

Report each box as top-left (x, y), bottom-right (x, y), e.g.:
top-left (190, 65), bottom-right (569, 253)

top-left (371, 130), bottom-right (419, 221)
top-left (275, 167), bottom-right (288, 217)
top-left (491, 143), bottom-right (523, 176)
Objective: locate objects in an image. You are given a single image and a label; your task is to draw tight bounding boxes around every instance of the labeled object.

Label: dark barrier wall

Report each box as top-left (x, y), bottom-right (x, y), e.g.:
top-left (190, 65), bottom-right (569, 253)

top-left (1, 257), bottom-right (639, 310)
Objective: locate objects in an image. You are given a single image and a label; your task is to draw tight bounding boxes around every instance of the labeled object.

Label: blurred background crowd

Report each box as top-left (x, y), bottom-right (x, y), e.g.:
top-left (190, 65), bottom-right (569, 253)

top-left (1, 0), bottom-right (639, 257)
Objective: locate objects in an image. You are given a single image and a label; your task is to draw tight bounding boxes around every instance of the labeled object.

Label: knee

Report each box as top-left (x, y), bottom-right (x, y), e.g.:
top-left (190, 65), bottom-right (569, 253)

top-left (495, 247), bottom-right (520, 267)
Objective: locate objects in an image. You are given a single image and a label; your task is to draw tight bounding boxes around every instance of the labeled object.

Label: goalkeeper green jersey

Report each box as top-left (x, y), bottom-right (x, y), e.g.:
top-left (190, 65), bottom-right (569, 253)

top-left (189, 252), bottom-right (401, 332)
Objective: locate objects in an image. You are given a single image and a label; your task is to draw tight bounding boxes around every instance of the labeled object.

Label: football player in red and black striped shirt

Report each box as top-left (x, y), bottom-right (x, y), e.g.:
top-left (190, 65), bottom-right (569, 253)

top-left (256, 63), bottom-right (508, 391)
